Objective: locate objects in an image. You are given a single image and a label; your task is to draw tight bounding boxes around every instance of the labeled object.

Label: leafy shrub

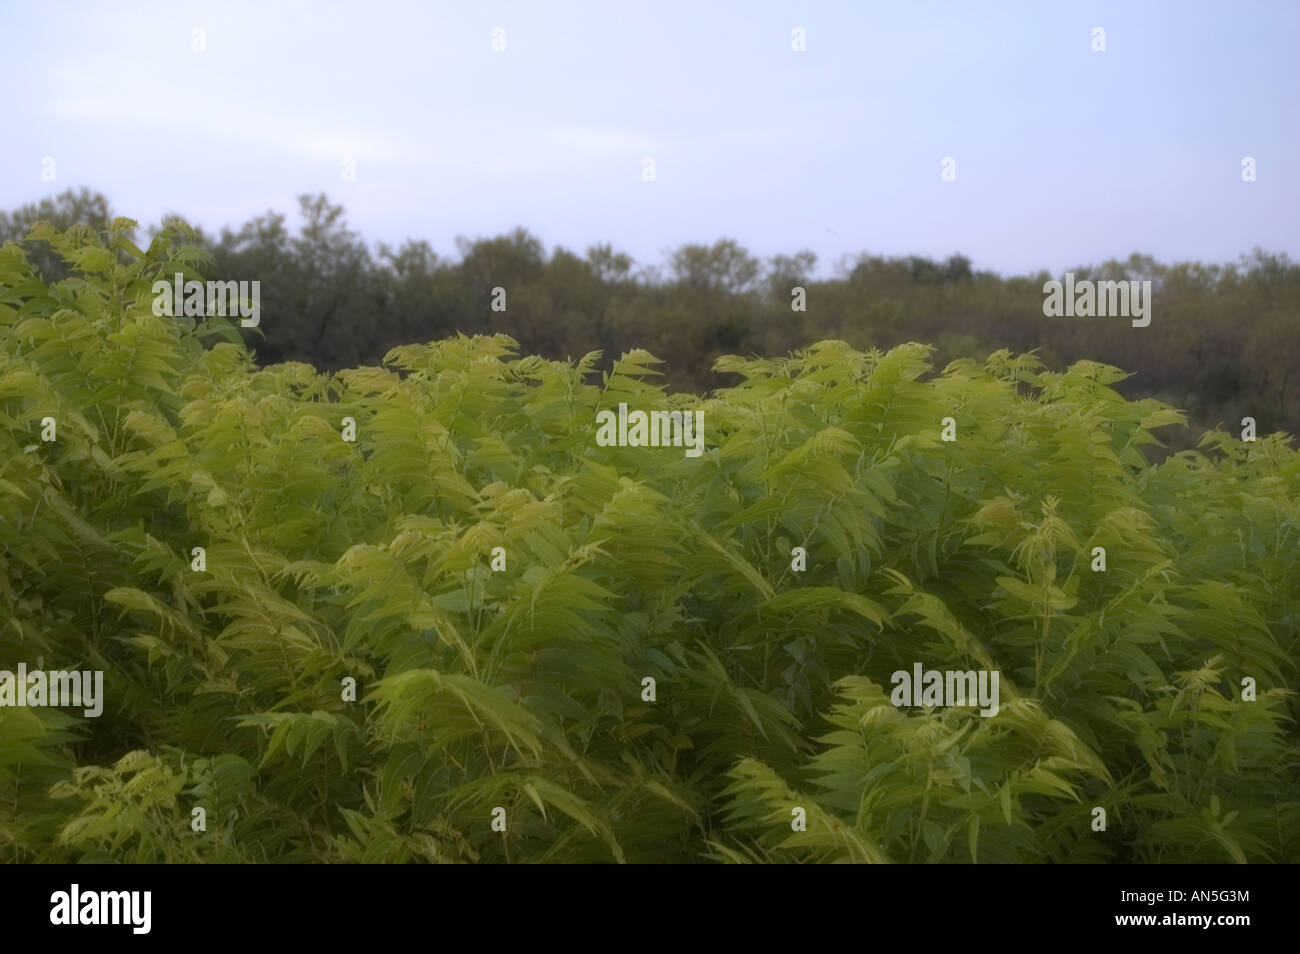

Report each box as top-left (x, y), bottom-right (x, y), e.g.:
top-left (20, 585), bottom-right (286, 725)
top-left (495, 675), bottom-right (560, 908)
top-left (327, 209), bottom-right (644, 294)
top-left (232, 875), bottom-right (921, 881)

top-left (1, 221), bottom-right (1297, 863)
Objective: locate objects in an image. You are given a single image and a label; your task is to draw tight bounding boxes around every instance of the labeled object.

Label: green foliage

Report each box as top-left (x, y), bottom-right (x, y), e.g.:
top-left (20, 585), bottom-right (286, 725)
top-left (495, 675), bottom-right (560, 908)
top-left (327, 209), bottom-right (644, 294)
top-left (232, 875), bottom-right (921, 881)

top-left (13, 191), bottom-right (1300, 446)
top-left (1, 222), bottom-right (1298, 863)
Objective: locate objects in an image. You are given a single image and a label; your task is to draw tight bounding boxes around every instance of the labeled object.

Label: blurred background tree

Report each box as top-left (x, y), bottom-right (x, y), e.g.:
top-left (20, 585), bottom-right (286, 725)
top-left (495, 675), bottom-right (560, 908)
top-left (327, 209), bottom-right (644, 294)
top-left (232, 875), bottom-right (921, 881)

top-left (5, 188), bottom-right (1297, 450)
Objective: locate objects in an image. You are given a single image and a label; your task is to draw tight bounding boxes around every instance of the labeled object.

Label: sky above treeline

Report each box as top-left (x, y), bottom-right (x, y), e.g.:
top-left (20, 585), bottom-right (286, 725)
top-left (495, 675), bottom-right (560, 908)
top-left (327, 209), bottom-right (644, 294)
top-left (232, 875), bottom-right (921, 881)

top-left (6, 0), bottom-right (1296, 278)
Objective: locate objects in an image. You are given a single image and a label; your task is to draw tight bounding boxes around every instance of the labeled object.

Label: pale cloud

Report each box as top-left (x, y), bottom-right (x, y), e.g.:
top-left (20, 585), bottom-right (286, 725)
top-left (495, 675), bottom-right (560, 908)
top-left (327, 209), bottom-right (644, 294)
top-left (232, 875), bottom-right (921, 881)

top-left (47, 93), bottom-right (422, 164)
top-left (545, 126), bottom-right (663, 154)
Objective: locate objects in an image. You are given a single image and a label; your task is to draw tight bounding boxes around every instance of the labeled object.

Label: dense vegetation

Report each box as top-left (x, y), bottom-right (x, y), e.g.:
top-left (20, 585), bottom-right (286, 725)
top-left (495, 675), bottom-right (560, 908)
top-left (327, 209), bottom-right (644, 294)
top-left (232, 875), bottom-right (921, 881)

top-left (4, 189), bottom-right (1299, 453)
top-left (1, 217), bottom-right (1298, 864)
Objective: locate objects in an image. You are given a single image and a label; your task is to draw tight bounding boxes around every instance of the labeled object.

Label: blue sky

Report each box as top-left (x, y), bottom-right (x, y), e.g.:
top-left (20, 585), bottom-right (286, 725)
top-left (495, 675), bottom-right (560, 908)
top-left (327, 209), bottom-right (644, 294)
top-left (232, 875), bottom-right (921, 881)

top-left (5, 0), bottom-right (1296, 277)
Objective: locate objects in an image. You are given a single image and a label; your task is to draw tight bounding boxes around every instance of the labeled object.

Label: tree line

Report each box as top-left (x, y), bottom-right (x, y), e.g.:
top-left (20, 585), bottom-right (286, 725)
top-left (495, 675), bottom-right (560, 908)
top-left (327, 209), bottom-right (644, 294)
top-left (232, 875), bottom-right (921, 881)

top-left (4, 187), bottom-right (1297, 448)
